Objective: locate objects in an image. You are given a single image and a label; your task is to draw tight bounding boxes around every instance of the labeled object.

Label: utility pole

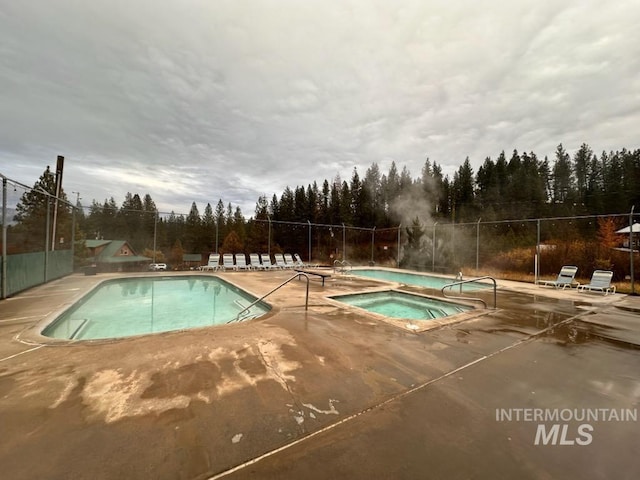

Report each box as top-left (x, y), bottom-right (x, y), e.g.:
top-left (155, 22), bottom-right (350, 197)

top-left (51, 156), bottom-right (64, 251)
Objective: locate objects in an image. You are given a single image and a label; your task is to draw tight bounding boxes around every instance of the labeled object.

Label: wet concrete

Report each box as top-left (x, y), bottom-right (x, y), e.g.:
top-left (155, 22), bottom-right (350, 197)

top-left (0, 270), bottom-right (638, 479)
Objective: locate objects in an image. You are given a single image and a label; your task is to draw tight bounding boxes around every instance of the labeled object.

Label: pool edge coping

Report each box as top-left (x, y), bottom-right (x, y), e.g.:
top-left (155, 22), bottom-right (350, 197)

top-left (15, 272), bottom-right (277, 346)
top-left (324, 287), bottom-right (491, 333)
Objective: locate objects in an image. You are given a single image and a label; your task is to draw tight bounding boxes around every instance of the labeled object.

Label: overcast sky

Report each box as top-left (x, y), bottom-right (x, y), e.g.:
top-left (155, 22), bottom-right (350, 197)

top-left (2, 0), bottom-right (639, 216)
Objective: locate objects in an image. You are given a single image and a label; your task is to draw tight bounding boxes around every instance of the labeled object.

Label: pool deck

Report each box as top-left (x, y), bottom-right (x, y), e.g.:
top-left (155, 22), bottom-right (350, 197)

top-left (1, 269), bottom-right (639, 479)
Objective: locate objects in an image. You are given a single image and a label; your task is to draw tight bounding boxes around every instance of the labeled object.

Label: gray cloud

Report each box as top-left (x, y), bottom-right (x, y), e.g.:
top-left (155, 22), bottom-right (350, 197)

top-left (1, 0), bottom-right (639, 215)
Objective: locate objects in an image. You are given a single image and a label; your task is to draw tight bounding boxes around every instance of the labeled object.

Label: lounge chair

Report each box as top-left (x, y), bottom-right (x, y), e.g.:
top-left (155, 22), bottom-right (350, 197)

top-left (222, 253), bottom-right (236, 271)
top-left (284, 253), bottom-right (296, 268)
top-left (274, 253), bottom-right (289, 269)
top-left (200, 253), bottom-right (220, 271)
top-left (539, 266), bottom-right (579, 289)
top-left (578, 270), bottom-right (616, 295)
top-left (260, 253), bottom-right (277, 270)
top-left (235, 253), bottom-right (250, 270)
top-left (294, 253), bottom-right (318, 268)
top-left (249, 253), bottom-right (264, 270)
top-left (293, 253), bottom-right (307, 268)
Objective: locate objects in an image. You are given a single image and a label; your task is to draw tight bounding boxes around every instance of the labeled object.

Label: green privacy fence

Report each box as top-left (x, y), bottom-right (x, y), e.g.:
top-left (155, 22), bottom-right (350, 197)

top-left (0, 249), bottom-right (73, 298)
top-left (2, 171), bottom-right (76, 299)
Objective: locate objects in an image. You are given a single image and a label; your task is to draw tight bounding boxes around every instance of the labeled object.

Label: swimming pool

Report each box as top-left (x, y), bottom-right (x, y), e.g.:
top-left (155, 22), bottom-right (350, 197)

top-left (331, 290), bottom-right (472, 322)
top-left (42, 276), bottom-right (270, 340)
top-left (350, 268), bottom-right (484, 291)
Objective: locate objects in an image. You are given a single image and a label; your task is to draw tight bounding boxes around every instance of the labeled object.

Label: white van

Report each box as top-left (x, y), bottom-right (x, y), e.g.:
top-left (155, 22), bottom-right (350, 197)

top-left (148, 263), bottom-right (167, 271)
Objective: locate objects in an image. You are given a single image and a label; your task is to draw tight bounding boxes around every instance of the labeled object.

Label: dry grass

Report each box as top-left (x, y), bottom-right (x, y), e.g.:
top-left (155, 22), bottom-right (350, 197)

top-left (461, 268), bottom-right (639, 295)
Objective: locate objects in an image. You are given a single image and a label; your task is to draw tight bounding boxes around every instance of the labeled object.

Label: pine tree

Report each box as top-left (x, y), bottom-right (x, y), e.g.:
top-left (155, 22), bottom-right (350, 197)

top-left (185, 202), bottom-right (201, 252)
top-left (13, 166), bottom-right (71, 252)
top-left (552, 143), bottom-right (574, 204)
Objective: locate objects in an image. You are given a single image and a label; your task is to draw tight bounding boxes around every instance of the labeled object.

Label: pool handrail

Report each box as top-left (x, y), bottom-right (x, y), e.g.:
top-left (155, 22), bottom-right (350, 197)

top-left (441, 276), bottom-right (497, 309)
top-left (333, 259), bottom-right (352, 273)
top-left (230, 272), bottom-right (310, 323)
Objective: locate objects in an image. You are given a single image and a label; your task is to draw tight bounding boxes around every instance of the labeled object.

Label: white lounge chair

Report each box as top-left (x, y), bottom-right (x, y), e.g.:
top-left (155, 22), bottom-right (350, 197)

top-left (284, 253), bottom-right (296, 269)
top-left (200, 253), bottom-right (220, 271)
top-left (261, 253), bottom-right (277, 270)
top-left (235, 253), bottom-right (250, 270)
top-left (539, 266), bottom-right (579, 289)
top-left (578, 270), bottom-right (615, 295)
top-left (274, 253), bottom-right (289, 269)
top-left (293, 253), bottom-right (306, 268)
top-left (222, 253), bottom-right (236, 271)
top-left (294, 253), bottom-right (318, 268)
top-left (249, 253), bottom-right (264, 270)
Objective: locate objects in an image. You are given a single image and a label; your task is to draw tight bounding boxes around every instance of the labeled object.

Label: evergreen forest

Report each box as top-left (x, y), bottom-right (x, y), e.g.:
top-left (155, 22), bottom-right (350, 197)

top-left (5, 143), bottom-right (640, 280)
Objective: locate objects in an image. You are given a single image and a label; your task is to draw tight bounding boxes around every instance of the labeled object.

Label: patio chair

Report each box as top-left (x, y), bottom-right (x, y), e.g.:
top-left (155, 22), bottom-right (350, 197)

top-left (200, 253), bottom-right (220, 271)
top-left (248, 253), bottom-right (264, 270)
top-left (578, 270), bottom-right (616, 295)
top-left (222, 253), bottom-right (236, 271)
top-left (294, 253), bottom-right (318, 268)
top-left (284, 253), bottom-right (296, 268)
top-left (260, 253), bottom-right (277, 270)
top-left (274, 253), bottom-right (289, 269)
top-left (539, 266), bottom-right (579, 289)
top-left (235, 253), bottom-right (250, 270)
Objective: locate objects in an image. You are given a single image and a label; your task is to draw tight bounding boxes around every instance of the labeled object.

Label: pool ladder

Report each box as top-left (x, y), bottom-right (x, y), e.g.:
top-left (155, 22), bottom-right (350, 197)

top-left (441, 276), bottom-right (497, 309)
top-left (229, 272), bottom-right (311, 323)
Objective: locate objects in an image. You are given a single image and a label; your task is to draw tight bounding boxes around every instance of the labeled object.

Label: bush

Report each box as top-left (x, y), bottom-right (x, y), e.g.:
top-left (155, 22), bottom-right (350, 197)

top-left (485, 247), bottom-right (535, 273)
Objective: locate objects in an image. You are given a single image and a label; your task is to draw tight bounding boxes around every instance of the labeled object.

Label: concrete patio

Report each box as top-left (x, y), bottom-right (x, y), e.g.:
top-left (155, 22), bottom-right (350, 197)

top-left (0, 269), bottom-right (638, 479)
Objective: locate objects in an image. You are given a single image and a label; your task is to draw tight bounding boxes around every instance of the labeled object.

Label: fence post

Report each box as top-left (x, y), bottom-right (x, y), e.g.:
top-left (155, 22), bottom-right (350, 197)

top-left (215, 218), bottom-right (219, 253)
top-left (44, 196), bottom-right (50, 282)
top-left (371, 226), bottom-right (375, 264)
top-left (268, 216), bottom-right (271, 257)
top-left (153, 212), bottom-right (158, 262)
top-left (432, 222), bottom-right (437, 272)
top-left (476, 218), bottom-right (481, 270)
top-left (452, 222), bottom-right (456, 270)
top-left (307, 220), bottom-right (311, 264)
top-left (536, 219), bottom-right (541, 284)
top-left (2, 177), bottom-right (7, 299)
top-left (342, 223), bottom-right (346, 262)
top-left (397, 224), bottom-right (401, 267)
top-left (631, 206), bottom-right (636, 295)
top-left (71, 204), bottom-right (76, 269)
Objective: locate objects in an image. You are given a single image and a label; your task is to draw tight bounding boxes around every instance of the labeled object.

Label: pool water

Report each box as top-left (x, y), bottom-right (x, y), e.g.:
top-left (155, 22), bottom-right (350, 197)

top-left (331, 290), bottom-right (471, 321)
top-left (42, 276), bottom-right (270, 340)
top-left (350, 268), bottom-right (484, 291)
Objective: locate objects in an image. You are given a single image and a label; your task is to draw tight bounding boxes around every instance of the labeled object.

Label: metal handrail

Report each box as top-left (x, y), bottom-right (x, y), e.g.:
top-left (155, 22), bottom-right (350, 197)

top-left (230, 273), bottom-right (310, 323)
top-left (70, 318), bottom-right (90, 340)
top-left (441, 276), bottom-right (497, 309)
top-left (333, 259), bottom-right (352, 273)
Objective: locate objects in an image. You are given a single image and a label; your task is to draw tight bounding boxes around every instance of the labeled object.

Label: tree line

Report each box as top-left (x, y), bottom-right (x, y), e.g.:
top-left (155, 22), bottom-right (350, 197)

top-left (7, 143), bottom-right (640, 265)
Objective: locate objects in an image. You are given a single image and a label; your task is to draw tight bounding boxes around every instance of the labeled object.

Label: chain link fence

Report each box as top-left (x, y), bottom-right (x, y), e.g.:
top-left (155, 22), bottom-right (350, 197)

top-left (3, 170), bottom-right (638, 297)
top-left (1, 173), bottom-right (76, 297)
